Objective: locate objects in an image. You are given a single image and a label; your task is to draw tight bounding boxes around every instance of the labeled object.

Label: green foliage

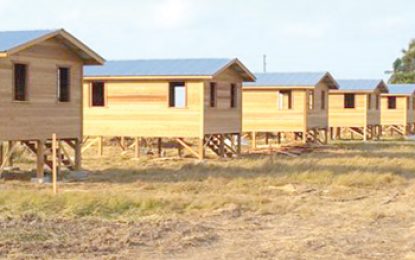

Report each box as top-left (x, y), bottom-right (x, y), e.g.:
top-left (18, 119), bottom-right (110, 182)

top-left (390, 39), bottom-right (415, 83)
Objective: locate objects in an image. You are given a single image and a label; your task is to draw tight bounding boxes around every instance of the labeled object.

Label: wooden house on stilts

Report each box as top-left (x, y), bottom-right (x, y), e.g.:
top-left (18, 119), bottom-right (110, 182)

top-left (329, 80), bottom-right (389, 141)
top-left (242, 72), bottom-right (338, 147)
top-left (83, 59), bottom-right (255, 159)
top-left (0, 29), bottom-right (104, 179)
top-left (380, 84), bottom-right (415, 136)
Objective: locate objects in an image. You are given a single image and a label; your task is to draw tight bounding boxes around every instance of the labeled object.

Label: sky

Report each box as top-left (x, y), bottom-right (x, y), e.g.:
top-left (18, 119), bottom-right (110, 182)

top-left (0, 0), bottom-right (414, 80)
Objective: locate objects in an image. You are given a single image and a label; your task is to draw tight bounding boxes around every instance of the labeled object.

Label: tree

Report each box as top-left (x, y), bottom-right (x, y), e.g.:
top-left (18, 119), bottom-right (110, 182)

top-left (390, 40), bottom-right (415, 83)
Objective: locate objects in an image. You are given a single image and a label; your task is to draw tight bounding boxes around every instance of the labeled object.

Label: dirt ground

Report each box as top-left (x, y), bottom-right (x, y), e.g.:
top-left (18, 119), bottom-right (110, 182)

top-left (1, 142), bottom-right (415, 259)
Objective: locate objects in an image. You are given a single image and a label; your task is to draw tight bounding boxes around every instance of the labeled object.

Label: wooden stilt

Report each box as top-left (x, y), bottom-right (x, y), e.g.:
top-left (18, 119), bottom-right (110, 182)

top-left (134, 137), bottom-right (140, 158)
top-left (302, 131), bottom-right (307, 144)
top-left (0, 142), bottom-right (3, 167)
top-left (98, 136), bottom-right (103, 156)
top-left (277, 132), bottom-right (281, 145)
top-left (52, 134), bottom-right (58, 195)
top-left (198, 137), bottom-right (205, 160)
top-left (324, 128), bottom-right (329, 144)
top-left (265, 133), bottom-right (269, 145)
top-left (74, 139), bottom-right (81, 170)
top-left (157, 138), bottom-right (162, 157)
top-left (251, 132), bottom-right (257, 150)
top-left (36, 140), bottom-right (45, 179)
top-left (7, 141), bottom-right (14, 167)
top-left (236, 133), bottom-right (241, 157)
top-left (219, 134), bottom-right (225, 157)
top-left (363, 126), bottom-right (367, 142)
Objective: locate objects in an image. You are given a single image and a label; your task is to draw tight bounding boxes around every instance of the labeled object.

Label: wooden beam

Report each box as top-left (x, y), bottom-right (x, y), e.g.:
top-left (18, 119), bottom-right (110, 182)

top-left (176, 138), bottom-right (201, 159)
top-left (0, 142), bottom-right (18, 177)
top-left (219, 134), bottom-right (225, 157)
top-left (7, 141), bottom-right (14, 167)
top-left (198, 137), bottom-right (205, 160)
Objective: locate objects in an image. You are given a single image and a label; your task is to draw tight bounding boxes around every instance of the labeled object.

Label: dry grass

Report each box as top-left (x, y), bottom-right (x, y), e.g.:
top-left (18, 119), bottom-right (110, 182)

top-left (1, 141), bottom-right (415, 258)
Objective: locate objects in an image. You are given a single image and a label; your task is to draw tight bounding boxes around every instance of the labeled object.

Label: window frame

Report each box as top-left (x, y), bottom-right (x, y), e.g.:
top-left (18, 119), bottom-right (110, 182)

top-left (344, 93), bottom-right (355, 109)
top-left (90, 81), bottom-right (106, 108)
top-left (230, 83), bottom-right (237, 108)
top-left (308, 90), bottom-right (314, 111)
top-left (12, 63), bottom-right (29, 102)
top-left (387, 96), bottom-right (397, 110)
top-left (278, 90), bottom-right (292, 110)
top-left (209, 82), bottom-right (217, 108)
top-left (168, 82), bottom-right (187, 109)
top-left (57, 66), bottom-right (71, 103)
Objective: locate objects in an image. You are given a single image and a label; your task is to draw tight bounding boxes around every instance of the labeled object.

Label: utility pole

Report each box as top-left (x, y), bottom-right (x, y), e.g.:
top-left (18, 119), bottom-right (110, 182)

top-left (263, 54), bottom-right (267, 73)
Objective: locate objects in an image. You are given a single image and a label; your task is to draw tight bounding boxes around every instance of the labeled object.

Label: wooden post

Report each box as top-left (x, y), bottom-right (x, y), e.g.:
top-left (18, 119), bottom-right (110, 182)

top-left (324, 128), bottom-right (329, 144)
top-left (36, 140), bottom-right (45, 179)
top-left (251, 132), bottom-right (257, 150)
top-left (219, 134), bottom-right (225, 157)
top-left (236, 133), bottom-right (241, 157)
top-left (74, 138), bottom-right (81, 170)
top-left (198, 137), bottom-right (205, 160)
top-left (134, 137), bottom-right (140, 158)
top-left (7, 141), bottom-right (14, 167)
top-left (0, 142), bottom-right (3, 168)
top-left (336, 127), bottom-right (341, 140)
top-left (52, 134), bottom-right (58, 195)
top-left (363, 126), bottom-right (367, 142)
top-left (157, 138), bottom-right (162, 157)
top-left (98, 136), bottom-right (103, 156)
top-left (265, 133), bottom-right (269, 145)
top-left (120, 136), bottom-right (126, 150)
top-left (302, 131), bottom-right (307, 144)
top-left (277, 132), bottom-right (281, 145)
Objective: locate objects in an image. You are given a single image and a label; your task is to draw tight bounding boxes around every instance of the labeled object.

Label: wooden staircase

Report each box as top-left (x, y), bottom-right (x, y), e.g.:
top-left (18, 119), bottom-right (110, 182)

top-left (205, 135), bottom-right (236, 158)
top-left (22, 140), bottom-right (74, 171)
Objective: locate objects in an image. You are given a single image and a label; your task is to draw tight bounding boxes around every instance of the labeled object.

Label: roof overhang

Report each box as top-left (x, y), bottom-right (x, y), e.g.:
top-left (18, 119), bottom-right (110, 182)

top-left (330, 89), bottom-right (374, 94)
top-left (382, 93), bottom-right (414, 97)
top-left (213, 58), bottom-right (256, 82)
top-left (318, 72), bottom-right (339, 89)
top-left (84, 75), bottom-right (213, 81)
top-left (243, 85), bottom-right (315, 90)
top-left (2, 29), bottom-right (105, 65)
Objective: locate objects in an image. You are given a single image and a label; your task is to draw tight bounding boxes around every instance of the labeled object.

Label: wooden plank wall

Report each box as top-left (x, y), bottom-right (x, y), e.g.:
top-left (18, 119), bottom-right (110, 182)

top-left (328, 93), bottom-right (368, 127)
top-left (0, 38), bottom-right (83, 141)
top-left (307, 82), bottom-right (330, 129)
top-left (204, 69), bottom-right (242, 134)
top-left (380, 96), bottom-right (411, 126)
top-left (83, 80), bottom-right (204, 138)
top-left (366, 90), bottom-right (381, 126)
top-left (242, 89), bottom-right (306, 132)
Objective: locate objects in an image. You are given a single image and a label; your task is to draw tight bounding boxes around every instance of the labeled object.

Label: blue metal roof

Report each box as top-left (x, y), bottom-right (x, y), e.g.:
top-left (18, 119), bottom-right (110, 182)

top-left (243, 72), bottom-right (329, 87)
top-left (337, 79), bottom-right (383, 91)
top-left (84, 59), bottom-right (233, 77)
top-left (0, 30), bottom-right (55, 52)
top-left (387, 84), bottom-right (415, 95)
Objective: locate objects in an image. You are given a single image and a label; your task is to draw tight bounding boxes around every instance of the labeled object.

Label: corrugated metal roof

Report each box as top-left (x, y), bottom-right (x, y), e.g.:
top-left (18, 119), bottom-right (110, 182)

top-left (387, 84), bottom-right (415, 95)
top-left (0, 30), bottom-right (54, 52)
top-left (337, 79), bottom-right (383, 91)
top-left (84, 59), bottom-right (233, 77)
top-left (243, 72), bottom-right (329, 87)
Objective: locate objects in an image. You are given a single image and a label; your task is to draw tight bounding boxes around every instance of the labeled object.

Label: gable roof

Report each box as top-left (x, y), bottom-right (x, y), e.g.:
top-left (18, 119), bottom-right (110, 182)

top-left (0, 29), bottom-right (104, 65)
top-left (243, 72), bottom-right (338, 89)
top-left (387, 84), bottom-right (415, 95)
top-left (84, 58), bottom-right (255, 81)
top-left (336, 79), bottom-right (388, 93)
